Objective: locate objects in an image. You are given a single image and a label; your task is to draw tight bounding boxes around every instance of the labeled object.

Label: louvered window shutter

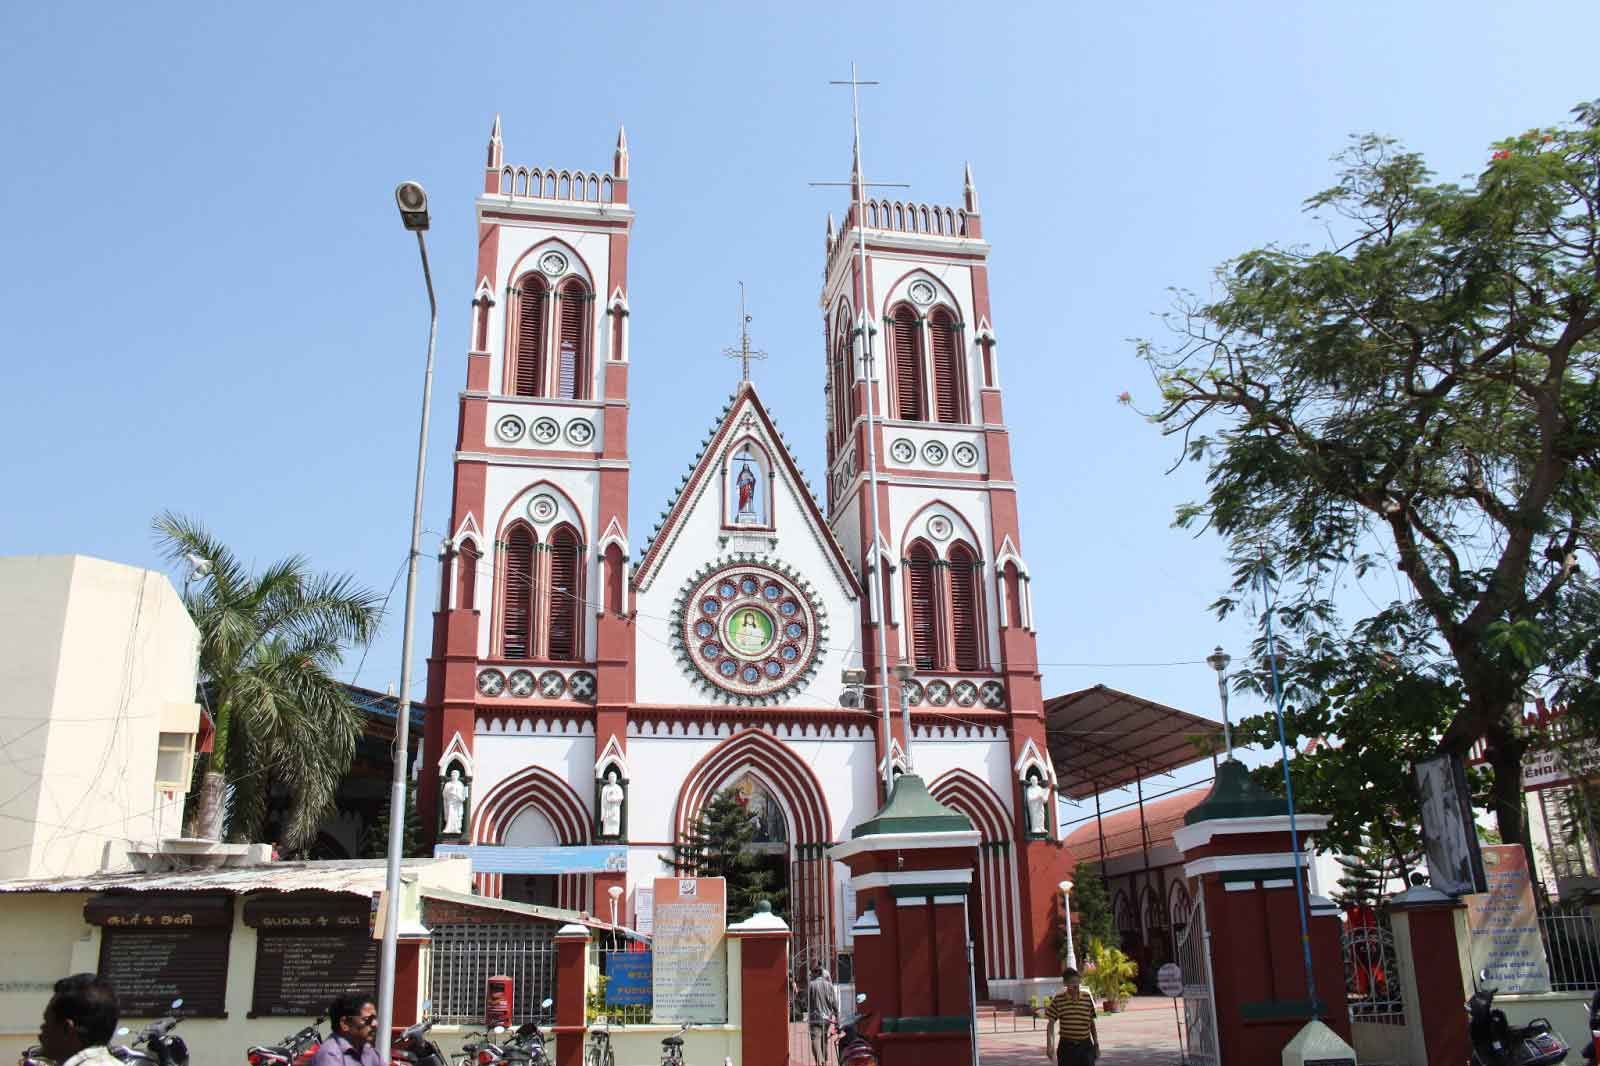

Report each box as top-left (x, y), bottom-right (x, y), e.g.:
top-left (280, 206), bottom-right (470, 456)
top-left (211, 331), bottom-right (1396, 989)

top-left (908, 547), bottom-right (939, 670)
top-left (931, 313), bottom-right (964, 424)
top-left (950, 547), bottom-right (982, 671)
top-left (514, 282), bottom-right (546, 397)
top-left (546, 531), bottom-right (580, 661)
top-left (557, 285), bottom-right (585, 400)
top-left (502, 528), bottom-right (535, 658)
top-left (892, 310), bottom-right (924, 421)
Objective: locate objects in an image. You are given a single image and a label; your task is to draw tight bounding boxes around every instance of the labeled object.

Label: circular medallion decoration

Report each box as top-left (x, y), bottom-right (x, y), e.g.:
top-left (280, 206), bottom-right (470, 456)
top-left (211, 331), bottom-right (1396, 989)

top-left (569, 671), bottom-right (597, 701)
top-left (902, 680), bottom-right (925, 706)
top-left (924, 679), bottom-right (952, 706)
top-left (926, 515), bottom-right (953, 542)
top-left (908, 279), bottom-right (937, 306)
top-left (507, 669), bottom-right (536, 697)
top-left (676, 563), bottom-right (822, 701)
top-left (565, 420), bottom-right (595, 446)
top-left (953, 680), bottom-right (979, 707)
top-left (890, 438), bottom-right (916, 465)
top-left (495, 415), bottom-right (526, 443)
top-left (538, 671), bottom-right (566, 698)
top-left (530, 417), bottom-right (560, 445)
top-left (528, 494), bottom-right (559, 523)
top-left (978, 680), bottom-right (1006, 708)
top-left (922, 441), bottom-right (949, 466)
top-left (477, 669), bottom-right (506, 697)
top-left (952, 441), bottom-right (980, 468)
top-left (538, 250), bottom-right (569, 277)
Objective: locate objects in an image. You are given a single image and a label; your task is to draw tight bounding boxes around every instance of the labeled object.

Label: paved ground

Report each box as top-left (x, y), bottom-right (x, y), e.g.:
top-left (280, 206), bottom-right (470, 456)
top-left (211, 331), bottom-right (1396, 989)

top-left (788, 997), bottom-right (1191, 1065)
top-left (975, 997), bottom-right (1189, 1066)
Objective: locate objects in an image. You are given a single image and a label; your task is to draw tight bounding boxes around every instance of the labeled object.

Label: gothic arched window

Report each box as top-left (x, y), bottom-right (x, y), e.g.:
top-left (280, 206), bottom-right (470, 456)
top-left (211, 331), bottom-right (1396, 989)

top-left (603, 543), bottom-right (625, 617)
top-left (948, 543), bottom-right (983, 671)
top-left (555, 279), bottom-right (590, 400)
top-left (906, 541), bottom-right (941, 670)
top-left (890, 305), bottom-right (925, 421)
top-left (546, 525), bottom-right (582, 661)
top-left (832, 310), bottom-right (854, 456)
top-left (501, 524), bottom-right (537, 658)
top-left (929, 307), bottom-right (967, 424)
top-left (1002, 561), bottom-right (1023, 628)
top-left (510, 274), bottom-right (549, 398)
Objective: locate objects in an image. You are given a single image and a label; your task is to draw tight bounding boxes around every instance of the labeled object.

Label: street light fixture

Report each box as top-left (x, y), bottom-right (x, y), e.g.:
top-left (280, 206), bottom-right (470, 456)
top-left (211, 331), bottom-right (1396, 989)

top-left (608, 884), bottom-right (625, 927)
top-left (1206, 645), bottom-right (1233, 760)
top-left (891, 660), bottom-right (915, 776)
top-left (1058, 879), bottom-right (1076, 971)
top-left (376, 179), bottom-right (439, 1048)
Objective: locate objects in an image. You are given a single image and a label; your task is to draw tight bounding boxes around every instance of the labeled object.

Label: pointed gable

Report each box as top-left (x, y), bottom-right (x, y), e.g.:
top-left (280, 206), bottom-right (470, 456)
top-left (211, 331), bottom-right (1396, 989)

top-left (633, 382), bottom-right (861, 598)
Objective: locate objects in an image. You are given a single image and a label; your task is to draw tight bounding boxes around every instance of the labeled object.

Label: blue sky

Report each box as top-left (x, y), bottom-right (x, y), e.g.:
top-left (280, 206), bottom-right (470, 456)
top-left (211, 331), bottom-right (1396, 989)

top-left (3, 2), bottom-right (1596, 815)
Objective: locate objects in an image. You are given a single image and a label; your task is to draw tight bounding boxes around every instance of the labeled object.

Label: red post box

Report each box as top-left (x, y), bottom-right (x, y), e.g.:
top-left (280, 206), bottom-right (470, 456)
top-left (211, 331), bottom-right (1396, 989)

top-left (486, 975), bottom-right (513, 1029)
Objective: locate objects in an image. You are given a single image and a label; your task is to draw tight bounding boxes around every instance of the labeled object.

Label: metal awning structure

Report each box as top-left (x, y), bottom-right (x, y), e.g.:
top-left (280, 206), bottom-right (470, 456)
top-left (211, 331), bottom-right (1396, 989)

top-left (1044, 684), bottom-right (1222, 800)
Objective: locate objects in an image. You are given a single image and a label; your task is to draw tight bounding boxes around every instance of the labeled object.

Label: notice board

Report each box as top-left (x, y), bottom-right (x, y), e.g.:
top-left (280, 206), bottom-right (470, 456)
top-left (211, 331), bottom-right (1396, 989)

top-left (650, 877), bottom-right (726, 1022)
top-left (1466, 843), bottom-right (1553, 993)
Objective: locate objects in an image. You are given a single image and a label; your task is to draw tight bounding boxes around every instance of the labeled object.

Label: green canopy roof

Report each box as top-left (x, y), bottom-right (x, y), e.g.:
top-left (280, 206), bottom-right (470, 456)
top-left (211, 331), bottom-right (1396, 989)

top-left (851, 774), bottom-right (974, 838)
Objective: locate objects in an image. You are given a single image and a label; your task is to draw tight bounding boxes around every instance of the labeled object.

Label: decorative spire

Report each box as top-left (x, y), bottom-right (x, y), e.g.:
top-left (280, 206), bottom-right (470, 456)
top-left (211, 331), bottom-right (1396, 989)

top-left (826, 212), bottom-right (836, 242)
top-left (963, 160), bottom-right (979, 213)
top-left (849, 142), bottom-right (862, 199)
top-left (613, 125), bottom-right (629, 179)
top-left (487, 113), bottom-right (503, 170)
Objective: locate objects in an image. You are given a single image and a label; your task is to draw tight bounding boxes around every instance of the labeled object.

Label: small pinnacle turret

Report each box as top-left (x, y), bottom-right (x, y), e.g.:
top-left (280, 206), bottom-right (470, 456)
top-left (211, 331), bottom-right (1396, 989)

top-left (963, 161), bottom-right (979, 213)
top-left (614, 125), bottom-right (629, 179)
top-left (487, 113), bottom-right (503, 170)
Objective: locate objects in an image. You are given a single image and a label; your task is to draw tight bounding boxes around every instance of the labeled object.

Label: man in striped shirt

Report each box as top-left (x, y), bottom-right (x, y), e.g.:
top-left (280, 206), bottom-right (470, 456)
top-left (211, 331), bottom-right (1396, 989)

top-left (1042, 967), bottom-right (1098, 1065)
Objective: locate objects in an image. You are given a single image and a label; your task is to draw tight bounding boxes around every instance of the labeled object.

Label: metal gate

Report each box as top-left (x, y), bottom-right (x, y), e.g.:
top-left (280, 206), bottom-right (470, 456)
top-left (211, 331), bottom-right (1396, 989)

top-left (1175, 893), bottom-right (1219, 1065)
top-left (428, 922), bottom-right (557, 1026)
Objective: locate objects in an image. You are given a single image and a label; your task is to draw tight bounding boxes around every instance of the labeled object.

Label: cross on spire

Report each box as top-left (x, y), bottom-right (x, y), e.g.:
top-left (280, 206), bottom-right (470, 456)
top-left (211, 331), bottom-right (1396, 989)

top-left (722, 281), bottom-right (767, 383)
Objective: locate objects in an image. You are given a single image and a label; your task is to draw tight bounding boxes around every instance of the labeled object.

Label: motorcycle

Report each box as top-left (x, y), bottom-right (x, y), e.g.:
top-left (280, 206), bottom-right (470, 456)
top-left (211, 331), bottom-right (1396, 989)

top-left (1580, 987), bottom-right (1600, 1064)
top-left (482, 999), bottom-right (555, 1065)
top-left (17, 1046), bottom-right (50, 1066)
top-left (246, 1023), bottom-right (323, 1066)
top-left (1469, 972), bottom-right (1568, 1065)
top-left (392, 1003), bottom-right (450, 1066)
top-left (834, 994), bottom-right (880, 1066)
top-left (110, 999), bottom-right (189, 1066)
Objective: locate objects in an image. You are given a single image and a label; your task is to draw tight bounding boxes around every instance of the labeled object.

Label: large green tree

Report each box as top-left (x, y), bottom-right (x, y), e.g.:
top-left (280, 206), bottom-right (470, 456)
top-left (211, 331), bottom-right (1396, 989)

top-left (156, 512), bottom-right (383, 847)
top-left (1139, 102), bottom-right (1600, 846)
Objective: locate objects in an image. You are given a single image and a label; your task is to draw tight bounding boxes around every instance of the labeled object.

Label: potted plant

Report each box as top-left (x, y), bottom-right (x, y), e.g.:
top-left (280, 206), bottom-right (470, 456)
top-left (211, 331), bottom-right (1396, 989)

top-left (1082, 940), bottom-right (1138, 1013)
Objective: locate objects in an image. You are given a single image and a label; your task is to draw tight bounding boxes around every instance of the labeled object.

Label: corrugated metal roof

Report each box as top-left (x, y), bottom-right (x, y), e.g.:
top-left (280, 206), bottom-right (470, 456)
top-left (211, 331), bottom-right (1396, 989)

top-left (0, 859), bottom-right (444, 896)
top-left (421, 887), bottom-right (645, 940)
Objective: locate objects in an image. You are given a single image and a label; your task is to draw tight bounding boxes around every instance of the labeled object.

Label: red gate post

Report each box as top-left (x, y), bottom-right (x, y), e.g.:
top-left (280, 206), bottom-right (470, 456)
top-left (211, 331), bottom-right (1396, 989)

top-left (1387, 885), bottom-right (1471, 1066)
top-left (729, 901), bottom-right (791, 1066)
top-left (829, 775), bottom-right (980, 1066)
top-left (554, 923), bottom-right (590, 1066)
top-left (1171, 760), bottom-right (1353, 1062)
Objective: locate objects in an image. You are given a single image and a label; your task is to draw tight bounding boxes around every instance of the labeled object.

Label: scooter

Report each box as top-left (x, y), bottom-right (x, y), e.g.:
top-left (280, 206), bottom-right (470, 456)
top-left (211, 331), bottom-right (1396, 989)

top-left (246, 1023), bottom-right (323, 1066)
top-left (392, 1003), bottom-right (450, 1066)
top-left (110, 999), bottom-right (190, 1066)
top-left (834, 994), bottom-right (880, 1066)
top-left (1580, 987), bottom-right (1600, 1064)
top-left (1469, 973), bottom-right (1568, 1065)
top-left (480, 1000), bottom-right (555, 1066)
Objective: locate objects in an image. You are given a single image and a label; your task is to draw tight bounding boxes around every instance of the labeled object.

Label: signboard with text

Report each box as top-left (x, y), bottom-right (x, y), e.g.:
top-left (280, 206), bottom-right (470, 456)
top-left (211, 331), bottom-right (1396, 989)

top-left (650, 877), bottom-right (727, 1023)
top-left (605, 951), bottom-right (652, 1007)
top-left (1466, 844), bottom-right (1553, 994)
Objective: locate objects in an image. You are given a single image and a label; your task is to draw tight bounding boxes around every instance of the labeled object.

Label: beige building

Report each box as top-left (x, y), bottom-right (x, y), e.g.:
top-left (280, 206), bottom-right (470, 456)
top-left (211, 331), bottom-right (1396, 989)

top-left (0, 555), bottom-right (203, 880)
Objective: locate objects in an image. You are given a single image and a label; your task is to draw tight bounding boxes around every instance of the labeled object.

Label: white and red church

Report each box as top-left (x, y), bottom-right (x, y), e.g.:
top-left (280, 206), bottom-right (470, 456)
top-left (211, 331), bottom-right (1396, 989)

top-left (420, 119), bottom-right (1065, 1003)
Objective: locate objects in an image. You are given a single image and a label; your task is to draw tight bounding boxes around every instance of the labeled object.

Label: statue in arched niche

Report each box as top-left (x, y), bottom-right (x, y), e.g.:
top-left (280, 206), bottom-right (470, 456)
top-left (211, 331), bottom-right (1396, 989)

top-left (598, 768), bottom-right (626, 840)
top-left (441, 766), bottom-right (471, 838)
top-left (1023, 768), bottom-right (1050, 838)
top-left (729, 445), bottom-right (766, 526)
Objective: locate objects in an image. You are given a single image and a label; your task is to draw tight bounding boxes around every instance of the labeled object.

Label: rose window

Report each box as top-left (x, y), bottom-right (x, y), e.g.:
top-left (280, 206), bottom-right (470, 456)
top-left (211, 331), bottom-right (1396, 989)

top-left (680, 564), bottom-right (821, 699)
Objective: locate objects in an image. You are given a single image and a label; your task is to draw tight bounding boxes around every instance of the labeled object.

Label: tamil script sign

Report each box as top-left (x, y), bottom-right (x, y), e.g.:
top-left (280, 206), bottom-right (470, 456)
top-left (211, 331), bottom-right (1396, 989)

top-left (1522, 742), bottom-right (1600, 789)
top-left (1466, 844), bottom-right (1552, 994)
top-left (651, 877), bottom-right (727, 1023)
top-left (604, 951), bottom-right (652, 1007)
top-left (432, 844), bottom-right (628, 874)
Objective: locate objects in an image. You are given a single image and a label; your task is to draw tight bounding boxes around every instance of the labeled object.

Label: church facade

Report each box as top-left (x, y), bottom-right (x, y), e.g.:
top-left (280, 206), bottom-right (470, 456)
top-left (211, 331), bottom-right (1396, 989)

top-left (420, 120), bottom-right (1063, 1002)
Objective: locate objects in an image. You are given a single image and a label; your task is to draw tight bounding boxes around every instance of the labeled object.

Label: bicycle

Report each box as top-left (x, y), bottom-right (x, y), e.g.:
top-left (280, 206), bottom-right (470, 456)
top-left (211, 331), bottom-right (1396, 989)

top-left (659, 1022), bottom-right (689, 1065)
top-left (583, 1015), bottom-right (615, 1066)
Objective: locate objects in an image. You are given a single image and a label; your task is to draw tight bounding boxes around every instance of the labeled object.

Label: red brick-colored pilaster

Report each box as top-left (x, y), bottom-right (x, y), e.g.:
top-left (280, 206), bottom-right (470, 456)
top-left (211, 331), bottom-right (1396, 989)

top-left (730, 918), bottom-right (791, 1066)
top-left (553, 925), bottom-right (589, 1066)
top-left (1392, 891), bottom-right (1470, 1066)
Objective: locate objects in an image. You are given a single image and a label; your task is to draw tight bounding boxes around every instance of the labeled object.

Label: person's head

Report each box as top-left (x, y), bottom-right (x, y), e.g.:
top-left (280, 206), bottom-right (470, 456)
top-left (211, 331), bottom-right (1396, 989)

top-left (812, 965), bottom-right (824, 979)
top-left (329, 993), bottom-right (378, 1046)
top-left (1062, 967), bottom-right (1081, 990)
top-left (40, 974), bottom-right (119, 1060)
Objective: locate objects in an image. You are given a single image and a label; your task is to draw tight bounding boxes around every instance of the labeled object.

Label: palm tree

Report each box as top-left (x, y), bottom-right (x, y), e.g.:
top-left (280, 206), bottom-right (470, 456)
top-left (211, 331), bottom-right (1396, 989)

top-left (155, 511), bottom-right (383, 847)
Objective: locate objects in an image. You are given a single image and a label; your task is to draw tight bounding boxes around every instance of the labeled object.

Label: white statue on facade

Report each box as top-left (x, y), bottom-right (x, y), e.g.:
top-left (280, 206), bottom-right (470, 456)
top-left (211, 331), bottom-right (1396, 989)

top-left (442, 768), bottom-right (470, 836)
top-left (600, 769), bottom-right (625, 838)
top-left (1023, 771), bottom-right (1049, 836)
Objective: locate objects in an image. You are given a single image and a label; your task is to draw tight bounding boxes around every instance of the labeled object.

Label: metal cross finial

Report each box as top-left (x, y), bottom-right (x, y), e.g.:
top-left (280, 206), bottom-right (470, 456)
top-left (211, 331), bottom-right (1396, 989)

top-left (722, 281), bottom-right (767, 383)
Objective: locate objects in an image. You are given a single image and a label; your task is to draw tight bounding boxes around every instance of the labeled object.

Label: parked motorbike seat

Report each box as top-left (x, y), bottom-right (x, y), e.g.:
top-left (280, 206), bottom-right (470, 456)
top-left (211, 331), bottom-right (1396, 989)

top-left (662, 1036), bottom-right (685, 1047)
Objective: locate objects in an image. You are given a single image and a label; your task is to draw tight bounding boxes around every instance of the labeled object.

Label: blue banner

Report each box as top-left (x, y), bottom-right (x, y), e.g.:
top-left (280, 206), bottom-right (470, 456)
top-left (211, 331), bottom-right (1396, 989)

top-left (432, 844), bottom-right (628, 874)
top-left (605, 952), bottom-right (652, 1007)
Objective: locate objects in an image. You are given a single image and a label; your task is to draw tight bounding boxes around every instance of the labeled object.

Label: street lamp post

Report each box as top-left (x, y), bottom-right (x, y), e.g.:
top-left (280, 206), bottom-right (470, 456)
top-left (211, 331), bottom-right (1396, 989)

top-left (892, 660), bottom-right (915, 774)
top-left (608, 884), bottom-right (624, 928)
top-left (1206, 646), bottom-right (1233, 760)
top-left (376, 180), bottom-right (437, 1048)
top-left (1058, 879), bottom-right (1076, 971)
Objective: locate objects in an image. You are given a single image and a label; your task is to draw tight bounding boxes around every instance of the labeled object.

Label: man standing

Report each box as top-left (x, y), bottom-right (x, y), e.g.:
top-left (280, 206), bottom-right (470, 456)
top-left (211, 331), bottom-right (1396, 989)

top-left (1042, 967), bottom-right (1098, 1065)
top-left (311, 993), bottom-right (385, 1066)
top-left (806, 964), bottom-right (839, 1066)
top-left (37, 974), bottom-right (121, 1066)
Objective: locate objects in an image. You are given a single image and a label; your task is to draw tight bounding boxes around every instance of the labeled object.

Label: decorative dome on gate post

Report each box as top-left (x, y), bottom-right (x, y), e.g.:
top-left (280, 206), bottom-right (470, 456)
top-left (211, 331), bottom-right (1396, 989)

top-left (851, 773), bottom-right (974, 838)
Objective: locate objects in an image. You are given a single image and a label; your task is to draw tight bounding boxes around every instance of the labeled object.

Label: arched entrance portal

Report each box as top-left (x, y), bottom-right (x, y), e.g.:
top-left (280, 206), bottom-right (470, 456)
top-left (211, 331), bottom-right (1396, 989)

top-left (930, 769), bottom-right (1022, 997)
top-left (675, 730), bottom-right (834, 970)
top-left (470, 764), bottom-right (592, 911)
